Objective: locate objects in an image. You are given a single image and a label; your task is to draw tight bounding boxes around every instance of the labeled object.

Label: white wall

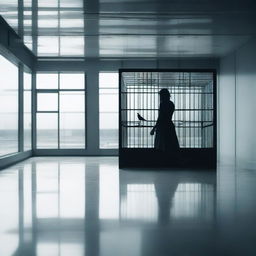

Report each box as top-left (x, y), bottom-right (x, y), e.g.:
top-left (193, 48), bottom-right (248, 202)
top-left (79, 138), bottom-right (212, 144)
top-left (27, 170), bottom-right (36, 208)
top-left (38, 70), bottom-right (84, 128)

top-left (219, 37), bottom-right (256, 167)
top-left (218, 54), bottom-right (236, 163)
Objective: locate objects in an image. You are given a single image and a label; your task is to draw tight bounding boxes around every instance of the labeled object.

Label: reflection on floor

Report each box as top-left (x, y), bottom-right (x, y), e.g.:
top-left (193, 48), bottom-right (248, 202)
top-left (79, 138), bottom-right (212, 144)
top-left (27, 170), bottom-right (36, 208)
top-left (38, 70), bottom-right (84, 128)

top-left (0, 157), bottom-right (255, 255)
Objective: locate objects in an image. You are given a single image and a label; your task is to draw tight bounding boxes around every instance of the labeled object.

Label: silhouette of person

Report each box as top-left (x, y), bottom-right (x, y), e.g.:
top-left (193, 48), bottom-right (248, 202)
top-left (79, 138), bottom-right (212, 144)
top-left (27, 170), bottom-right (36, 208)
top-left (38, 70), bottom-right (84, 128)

top-left (150, 89), bottom-right (180, 162)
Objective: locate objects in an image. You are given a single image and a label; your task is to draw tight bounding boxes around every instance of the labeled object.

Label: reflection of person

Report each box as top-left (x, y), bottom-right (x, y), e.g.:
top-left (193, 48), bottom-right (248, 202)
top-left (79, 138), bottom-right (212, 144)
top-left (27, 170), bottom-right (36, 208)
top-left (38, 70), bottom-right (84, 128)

top-left (154, 176), bottom-right (178, 224)
top-left (150, 89), bottom-right (179, 157)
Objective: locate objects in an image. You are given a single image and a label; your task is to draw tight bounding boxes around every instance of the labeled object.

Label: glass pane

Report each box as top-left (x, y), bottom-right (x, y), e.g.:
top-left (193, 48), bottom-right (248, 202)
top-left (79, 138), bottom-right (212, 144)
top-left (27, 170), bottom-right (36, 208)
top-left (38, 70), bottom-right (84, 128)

top-left (37, 36), bottom-right (59, 56)
top-left (60, 0), bottom-right (83, 7)
top-left (99, 73), bottom-right (118, 88)
top-left (24, 91), bottom-right (32, 151)
top-left (24, 72), bottom-right (32, 151)
top-left (60, 11), bottom-right (84, 29)
top-left (59, 91), bottom-right (84, 112)
top-left (60, 36), bottom-right (84, 56)
top-left (99, 72), bottom-right (118, 149)
top-left (38, 0), bottom-right (58, 8)
top-left (60, 73), bottom-right (84, 89)
top-left (24, 0), bottom-right (32, 7)
top-left (38, 11), bottom-right (58, 29)
top-left (24, 71), bottom-right (32, 90)
top-left (37, 93), bottom-right (58, 111)
top-left (59, 92), bottom-right (85, 148)
top-left (100, 113), bottom-right (118, 149)
top-left (37, 113), bottom-right (58, 148)
top-left (99, 90), bottom-right (118, 112)
top-left (0, 55), bottom-right (18, 156)
top-left (60, 113), bottom-right (85, 149)
top-left (37, 73), bottom-right (58, 89)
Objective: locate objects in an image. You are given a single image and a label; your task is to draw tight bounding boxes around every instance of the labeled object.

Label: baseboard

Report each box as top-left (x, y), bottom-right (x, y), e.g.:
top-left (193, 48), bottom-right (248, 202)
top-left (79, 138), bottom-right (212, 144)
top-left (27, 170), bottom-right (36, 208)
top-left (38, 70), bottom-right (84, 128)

top-left (0, 151), bottom-right (32, 171)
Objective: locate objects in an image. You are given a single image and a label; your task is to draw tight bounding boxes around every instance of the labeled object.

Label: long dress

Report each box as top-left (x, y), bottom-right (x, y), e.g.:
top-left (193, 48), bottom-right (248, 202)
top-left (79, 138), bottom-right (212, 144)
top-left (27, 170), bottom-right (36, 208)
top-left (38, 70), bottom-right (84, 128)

top-left (154, 100), bottom-right (180, 154)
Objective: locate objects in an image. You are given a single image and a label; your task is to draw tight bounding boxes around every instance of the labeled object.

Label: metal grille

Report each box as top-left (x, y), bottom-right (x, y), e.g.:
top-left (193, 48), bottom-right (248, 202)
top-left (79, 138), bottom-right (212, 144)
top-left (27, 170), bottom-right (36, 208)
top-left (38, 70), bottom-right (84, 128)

top-left (120, 71), bottom-right (214, 148)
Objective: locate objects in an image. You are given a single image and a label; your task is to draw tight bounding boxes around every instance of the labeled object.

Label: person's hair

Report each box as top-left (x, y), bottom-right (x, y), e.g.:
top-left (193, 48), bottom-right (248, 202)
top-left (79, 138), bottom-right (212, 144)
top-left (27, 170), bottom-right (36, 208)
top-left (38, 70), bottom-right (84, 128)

top-left (159, 88), bottom-right (170, 103)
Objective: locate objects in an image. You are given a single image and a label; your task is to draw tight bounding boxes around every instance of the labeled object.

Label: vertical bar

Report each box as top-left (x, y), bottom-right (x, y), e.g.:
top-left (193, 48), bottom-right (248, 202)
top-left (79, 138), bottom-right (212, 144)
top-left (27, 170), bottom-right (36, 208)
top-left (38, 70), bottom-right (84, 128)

top-left (183, 72), bottom-right (185, 147)
top-left (132, 77), bottom-right (133, 148)
top-left (86, 66), bottom-right (99, 154)
top-left (193, 74), bottom-right (195, 148)
top-left (58, 0), bottom-right (60, 57)
top-left (207, 82), bottom-right (209, 147)
top-left (58, 73), bottom-right (60, 149)
top-left (132, 73), bottom-right (134, 148)
top-left (142, 72), bottom-right (144, 148)
top-left (119, 71), bottom-right (123, 150)
top-left (178, 72), bottom-right (180, 146)
top-left (138, 73), bottom-right (140, 148)
top-left (213, 71), bottom-right (217, 151)
top-left (84, 72), bottom-right (86, 149)
top-left (32, 72), bottom-right (37, 151)
top-left (32, 0), bottom-right (38, 55)
top-left (131, 73), bottom-right (133, 148)
top-left (188, 74), bottom-right (190, 147)
top-left (19, 64), bottom-right (24, 152)
top-left (195, 84), bottom-right (201, 148)
top-left (146, 72), bottom-right (148, 148)
top-left (151, 72), bottom-right (152, 147)
top-left (18, 0), bottom-right (24, 38)
top-left (201, 85), bottom-right (204, 148)
top-left (178, 78), bottom-right (179, 139)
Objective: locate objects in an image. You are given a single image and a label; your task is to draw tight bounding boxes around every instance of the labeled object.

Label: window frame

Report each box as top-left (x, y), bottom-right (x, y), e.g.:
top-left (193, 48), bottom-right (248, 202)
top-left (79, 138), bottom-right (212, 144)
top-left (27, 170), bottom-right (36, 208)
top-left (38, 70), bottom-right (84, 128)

top-left (35, 72), bottom-right (86, 149)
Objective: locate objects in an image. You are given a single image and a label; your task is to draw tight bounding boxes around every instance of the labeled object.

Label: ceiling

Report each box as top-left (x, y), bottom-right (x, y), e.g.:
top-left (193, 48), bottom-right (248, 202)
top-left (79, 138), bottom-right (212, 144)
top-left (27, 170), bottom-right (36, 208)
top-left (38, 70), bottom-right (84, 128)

top-left (0, 0), bottom-right (256, 58)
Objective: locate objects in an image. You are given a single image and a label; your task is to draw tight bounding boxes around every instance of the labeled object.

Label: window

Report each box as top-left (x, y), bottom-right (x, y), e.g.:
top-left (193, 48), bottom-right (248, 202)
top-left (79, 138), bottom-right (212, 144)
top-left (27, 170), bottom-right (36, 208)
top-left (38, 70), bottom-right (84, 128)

top-left (99, 72), bottom-right (118, 149)
top-left (37, 0), bottom-right (84, 57)
top-left (24, 70), bottom-right (32, 151)
top-left (37, 93), bottom-right (58, 111)
top-left (37, 113), bottom-right (58, 149)
top-left (0, 55), bottom-right (18, 156)
top-left (36, 73), bottom-right (85, 149)
top-left (0, 1), bottom-right (18, 32)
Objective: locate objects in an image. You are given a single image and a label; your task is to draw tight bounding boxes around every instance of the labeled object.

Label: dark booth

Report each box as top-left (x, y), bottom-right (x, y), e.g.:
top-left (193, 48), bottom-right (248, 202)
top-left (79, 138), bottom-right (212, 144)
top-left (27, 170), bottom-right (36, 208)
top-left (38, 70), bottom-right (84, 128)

top-left (119, 69), bottom-right (216, 168)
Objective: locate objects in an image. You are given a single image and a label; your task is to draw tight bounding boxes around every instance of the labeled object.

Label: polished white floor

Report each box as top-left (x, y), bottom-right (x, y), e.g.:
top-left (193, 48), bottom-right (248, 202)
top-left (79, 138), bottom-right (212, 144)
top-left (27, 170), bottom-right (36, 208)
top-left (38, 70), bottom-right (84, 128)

top-left (0, 157), bottom-right (255, 256)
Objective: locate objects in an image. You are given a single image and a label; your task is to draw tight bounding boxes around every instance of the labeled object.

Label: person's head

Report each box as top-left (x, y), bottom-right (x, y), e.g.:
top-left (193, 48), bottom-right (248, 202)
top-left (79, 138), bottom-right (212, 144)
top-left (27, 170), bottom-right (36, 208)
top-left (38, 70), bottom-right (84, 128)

top-left (159, 88), bottom-right (170, 103)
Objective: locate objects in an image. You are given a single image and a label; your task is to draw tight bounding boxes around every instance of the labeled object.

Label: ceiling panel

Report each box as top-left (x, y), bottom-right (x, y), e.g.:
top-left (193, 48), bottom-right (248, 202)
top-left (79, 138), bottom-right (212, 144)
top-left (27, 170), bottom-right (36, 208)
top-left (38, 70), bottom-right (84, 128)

top-left (0, 0), bottom-right (256, 58)
top-left (98, 35), bottom-right (249, 58)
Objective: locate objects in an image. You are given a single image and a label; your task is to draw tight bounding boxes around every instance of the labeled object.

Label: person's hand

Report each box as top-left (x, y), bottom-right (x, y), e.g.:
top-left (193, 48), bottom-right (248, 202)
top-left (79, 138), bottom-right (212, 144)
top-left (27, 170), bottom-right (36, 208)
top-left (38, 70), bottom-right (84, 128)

top-left (150, 129), bottom-right (155, 136)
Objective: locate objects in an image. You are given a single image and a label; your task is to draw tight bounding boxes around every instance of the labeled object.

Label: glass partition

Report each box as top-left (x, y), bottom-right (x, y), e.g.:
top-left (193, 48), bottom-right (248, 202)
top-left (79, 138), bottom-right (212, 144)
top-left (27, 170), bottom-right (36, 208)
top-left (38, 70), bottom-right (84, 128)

top-left (0, 55), bottom-right (19, 156)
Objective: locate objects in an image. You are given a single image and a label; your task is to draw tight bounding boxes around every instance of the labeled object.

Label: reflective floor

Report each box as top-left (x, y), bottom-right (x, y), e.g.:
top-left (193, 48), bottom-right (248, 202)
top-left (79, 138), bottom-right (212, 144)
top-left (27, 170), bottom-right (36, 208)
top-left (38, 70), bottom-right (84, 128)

top-left (0, 157), bottom-right (255, 256)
